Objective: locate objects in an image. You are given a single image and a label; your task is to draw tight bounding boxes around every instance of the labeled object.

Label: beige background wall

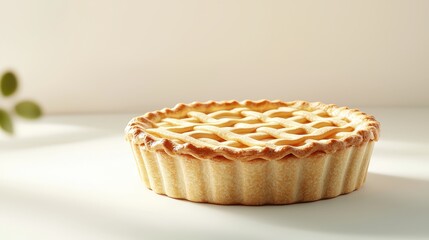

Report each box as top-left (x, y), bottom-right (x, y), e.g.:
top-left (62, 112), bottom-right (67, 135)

top-left (1, 0), bottom-right (428, 114)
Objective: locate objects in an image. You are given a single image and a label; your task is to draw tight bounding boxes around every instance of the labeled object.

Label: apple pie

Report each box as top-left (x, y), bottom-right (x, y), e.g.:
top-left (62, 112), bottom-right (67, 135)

top-left (125, 100), bottom-right (380, 205)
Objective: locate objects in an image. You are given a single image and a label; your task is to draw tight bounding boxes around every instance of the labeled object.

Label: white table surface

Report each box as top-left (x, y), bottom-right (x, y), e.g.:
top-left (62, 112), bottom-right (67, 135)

top-left (1, 108), bottom-right (428, 240)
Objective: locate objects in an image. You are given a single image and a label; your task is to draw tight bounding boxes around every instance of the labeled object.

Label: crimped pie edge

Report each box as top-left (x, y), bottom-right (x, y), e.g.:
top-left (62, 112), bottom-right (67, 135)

top-left (125, 100), bottom-right (380, 161)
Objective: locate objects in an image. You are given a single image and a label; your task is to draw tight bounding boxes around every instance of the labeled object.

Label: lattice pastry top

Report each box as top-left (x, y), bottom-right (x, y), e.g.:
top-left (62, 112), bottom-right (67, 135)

top-left (126, 100), bottom-right (380, 161)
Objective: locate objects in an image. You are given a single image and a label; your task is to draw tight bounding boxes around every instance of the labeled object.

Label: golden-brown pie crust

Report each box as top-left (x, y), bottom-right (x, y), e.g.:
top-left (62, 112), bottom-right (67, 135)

top-left (125, 100), bottom-right (379, 205)
top-left (125, 100), bottom-right (379, 161)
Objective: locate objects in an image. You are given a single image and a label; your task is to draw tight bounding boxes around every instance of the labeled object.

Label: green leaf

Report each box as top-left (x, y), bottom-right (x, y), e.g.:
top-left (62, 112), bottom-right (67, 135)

top-left (15, 100), bottom-right (42, 119)
top-left (0, 109), bottom-right (14, 134)
top-left (1, 71), bottom-right (18, 97)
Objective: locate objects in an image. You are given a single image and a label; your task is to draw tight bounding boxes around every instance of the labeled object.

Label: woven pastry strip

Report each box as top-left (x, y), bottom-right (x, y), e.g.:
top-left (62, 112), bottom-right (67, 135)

top-left (146, 106), bottom-right (356, 149)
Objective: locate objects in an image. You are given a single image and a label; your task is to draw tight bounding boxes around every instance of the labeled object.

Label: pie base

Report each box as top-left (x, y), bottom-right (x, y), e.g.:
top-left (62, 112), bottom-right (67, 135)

top-left (130, 140), bottom-right (375, 205)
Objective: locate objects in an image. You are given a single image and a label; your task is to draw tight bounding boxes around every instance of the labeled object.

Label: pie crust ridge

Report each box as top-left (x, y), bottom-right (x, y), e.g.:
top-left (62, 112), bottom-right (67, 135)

top-left (125, 100), bottom-right (380, 161)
